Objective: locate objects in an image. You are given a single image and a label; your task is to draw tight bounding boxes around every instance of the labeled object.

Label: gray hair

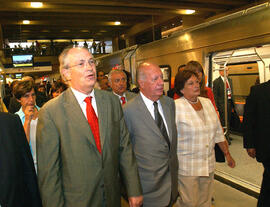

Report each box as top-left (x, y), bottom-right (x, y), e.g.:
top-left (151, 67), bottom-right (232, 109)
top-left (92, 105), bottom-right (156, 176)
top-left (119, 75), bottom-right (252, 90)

top-left (108, 69), bottom-right (126, 84)
top-left (59, 46), bottom-right (90, 82)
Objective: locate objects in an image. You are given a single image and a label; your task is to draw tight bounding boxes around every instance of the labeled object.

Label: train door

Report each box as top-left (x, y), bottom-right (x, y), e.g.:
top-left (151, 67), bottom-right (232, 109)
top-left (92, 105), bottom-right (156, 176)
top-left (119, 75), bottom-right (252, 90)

top-left (207, 44), bottom-right (270, 196)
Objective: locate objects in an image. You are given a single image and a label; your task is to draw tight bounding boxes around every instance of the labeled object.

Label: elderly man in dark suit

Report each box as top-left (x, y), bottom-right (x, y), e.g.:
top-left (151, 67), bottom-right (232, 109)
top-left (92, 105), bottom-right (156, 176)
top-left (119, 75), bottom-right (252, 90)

top-left (108, 69), bottom-right (137, 105)
top-left (0, 112), bottom-right (42, 207)
top-left (123, 62), bottom-right (178, 207)
top-left (243, 80), bottom-right (270, 207)
top-left (213, 67), bottom-right (235, 143)
top-left (36, 46), bottom-right (142, 207)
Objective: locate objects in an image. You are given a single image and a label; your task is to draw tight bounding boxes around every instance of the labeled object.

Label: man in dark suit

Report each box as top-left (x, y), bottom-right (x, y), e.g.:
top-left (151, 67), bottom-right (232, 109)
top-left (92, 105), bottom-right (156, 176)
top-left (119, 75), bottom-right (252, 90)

top-left (0, 112), bottom-right (42, 207)
top-left (213, 67), bottom-right (235, 143)
top-left (123, 62), bottom-right (178, 207)
top-left (108, 69), bottom-right (137, 105)
top-left (36, 46), bottom-right (142, 207)
top-left (243, 80), bottom-right (270, 207)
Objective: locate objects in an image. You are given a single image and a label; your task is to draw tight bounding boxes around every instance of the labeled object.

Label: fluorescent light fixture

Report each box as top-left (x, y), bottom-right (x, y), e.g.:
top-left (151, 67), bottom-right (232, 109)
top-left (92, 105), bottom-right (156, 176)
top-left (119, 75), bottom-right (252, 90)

top-left (114, 21), bottom-right (121, 25)
top-left (80, 29), bottom-right (89, 32)
top-left (31, 2), bottom-right (43, 8)
top-left (185, 9), bottom-right (195, 14)
top-left (23, 20), bottom-right (30, 24)
top-left (62, 29), bottom-right (70, 32)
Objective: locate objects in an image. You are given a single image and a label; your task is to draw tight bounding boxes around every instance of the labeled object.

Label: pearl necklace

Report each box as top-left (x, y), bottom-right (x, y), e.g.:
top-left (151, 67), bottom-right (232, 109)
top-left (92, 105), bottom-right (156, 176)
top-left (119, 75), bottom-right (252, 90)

top-left (186, 97), bottom-right (199, 104)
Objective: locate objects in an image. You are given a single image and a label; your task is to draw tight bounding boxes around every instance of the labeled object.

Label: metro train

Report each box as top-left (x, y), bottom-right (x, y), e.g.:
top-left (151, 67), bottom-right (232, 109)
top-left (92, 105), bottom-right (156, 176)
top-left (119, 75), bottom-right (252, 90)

top-left (96, 2), bottom-right (270, 106)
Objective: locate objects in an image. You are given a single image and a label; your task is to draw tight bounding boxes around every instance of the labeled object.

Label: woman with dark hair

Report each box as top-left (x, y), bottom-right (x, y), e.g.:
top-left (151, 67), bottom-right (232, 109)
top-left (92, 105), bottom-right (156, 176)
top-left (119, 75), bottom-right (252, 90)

top-left (14, 80), bottom-right (39, 171)
top-left (185, 60), bottom-right (216, 109)
top-left (50, 81), bottom-right (68, 99)
top-left (174, 70), bottom-right (235, 207)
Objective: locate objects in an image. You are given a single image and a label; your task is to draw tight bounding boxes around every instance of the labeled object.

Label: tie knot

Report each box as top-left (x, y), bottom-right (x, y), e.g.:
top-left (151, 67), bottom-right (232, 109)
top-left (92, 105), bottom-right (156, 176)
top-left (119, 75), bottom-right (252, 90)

top-left (153, 101), bottom-right (158, 108)
top-left (84, 96), bottom-right (92, 104)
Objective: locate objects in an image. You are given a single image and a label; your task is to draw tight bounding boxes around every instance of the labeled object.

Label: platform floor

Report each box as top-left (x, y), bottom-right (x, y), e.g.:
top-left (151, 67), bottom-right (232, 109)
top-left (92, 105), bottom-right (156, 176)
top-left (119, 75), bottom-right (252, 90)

top-left (121, 180), bottom-right (258, 207)
top-left (216, 134), bottom-right (263, 187)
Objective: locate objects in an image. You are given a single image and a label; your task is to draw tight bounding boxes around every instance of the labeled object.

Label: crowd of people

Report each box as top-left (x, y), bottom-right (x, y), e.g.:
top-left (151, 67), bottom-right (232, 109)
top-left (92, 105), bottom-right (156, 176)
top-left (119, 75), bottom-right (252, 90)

top-left (0, 46), bottom-right (269, 207)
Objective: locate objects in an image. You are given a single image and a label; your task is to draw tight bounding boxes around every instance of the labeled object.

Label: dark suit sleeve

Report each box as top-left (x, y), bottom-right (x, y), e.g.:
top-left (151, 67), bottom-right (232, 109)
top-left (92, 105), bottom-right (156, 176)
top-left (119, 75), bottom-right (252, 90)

top-left (213, 79), bottom-right (219, 109)
top-left (243, 86), bottom-right (257, 149)
top-left (117, 100), bottom-right (142, 197)
top-left (15, 115), bottom-right (42, 207)
top-left (36, 108), bottom-right (64, 207)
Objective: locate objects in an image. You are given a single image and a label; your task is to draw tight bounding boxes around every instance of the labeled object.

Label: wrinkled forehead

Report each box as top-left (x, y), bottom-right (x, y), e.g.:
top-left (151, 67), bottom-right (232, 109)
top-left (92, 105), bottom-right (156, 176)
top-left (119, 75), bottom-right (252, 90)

top-left (67, 48), bottom-right (93, 63)
top-left (112, 72), bottom-right (126, 79)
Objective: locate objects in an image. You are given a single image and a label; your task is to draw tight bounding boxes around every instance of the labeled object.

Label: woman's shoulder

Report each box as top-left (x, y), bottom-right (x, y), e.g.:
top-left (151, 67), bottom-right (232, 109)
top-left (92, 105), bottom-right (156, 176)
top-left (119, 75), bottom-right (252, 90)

top-left (174, 96), bottom-right (185, 104)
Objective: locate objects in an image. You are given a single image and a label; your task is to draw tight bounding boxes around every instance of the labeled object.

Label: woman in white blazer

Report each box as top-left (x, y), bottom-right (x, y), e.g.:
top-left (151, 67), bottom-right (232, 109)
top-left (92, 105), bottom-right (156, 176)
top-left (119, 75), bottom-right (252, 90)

top-left (174, 70), bottom-right (235, 207)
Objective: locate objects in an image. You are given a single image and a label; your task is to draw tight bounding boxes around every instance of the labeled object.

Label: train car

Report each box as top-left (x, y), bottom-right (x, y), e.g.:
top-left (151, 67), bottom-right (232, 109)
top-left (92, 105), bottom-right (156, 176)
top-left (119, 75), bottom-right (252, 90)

top-left (96, 2), bottom-right (270, 200)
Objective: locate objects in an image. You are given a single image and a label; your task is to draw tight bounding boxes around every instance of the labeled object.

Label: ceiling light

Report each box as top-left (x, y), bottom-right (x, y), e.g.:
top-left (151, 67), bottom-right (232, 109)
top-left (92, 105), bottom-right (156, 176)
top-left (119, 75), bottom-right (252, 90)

top-left (80, 29), bottom-right (89, 32)
top-left (31, 2), bottom-right (43, 8)
top-left (62, 29), bottom-right (70, 32)
top-left (114, 21), bottom-right (121, 25)
top-left (185, 9), bottom-right (195, 14)
top-left (23, 20), bottom-right (30, 24)
top-left (41, 29), bottom-right (50, 32)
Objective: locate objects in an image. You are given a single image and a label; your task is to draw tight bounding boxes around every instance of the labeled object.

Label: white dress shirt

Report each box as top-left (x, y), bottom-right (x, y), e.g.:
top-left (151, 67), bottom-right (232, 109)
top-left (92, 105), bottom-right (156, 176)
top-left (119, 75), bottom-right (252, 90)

top-left (71, 88), bottom-right (98, 118)
top-left (113, 92), bottom-right (127, 104)
top-left (140, 92), bottom-right (169, 137)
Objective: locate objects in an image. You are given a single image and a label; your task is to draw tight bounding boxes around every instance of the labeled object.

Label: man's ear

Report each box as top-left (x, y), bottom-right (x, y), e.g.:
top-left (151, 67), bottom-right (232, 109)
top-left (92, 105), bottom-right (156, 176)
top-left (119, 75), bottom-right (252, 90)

top-left (62, 68), bottom-right (71, 82)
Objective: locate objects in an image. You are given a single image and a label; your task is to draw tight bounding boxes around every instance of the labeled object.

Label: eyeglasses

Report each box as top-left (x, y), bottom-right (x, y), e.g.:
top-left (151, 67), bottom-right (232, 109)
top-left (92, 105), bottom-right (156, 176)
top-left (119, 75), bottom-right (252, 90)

top-left (68, 59), bottom-right (97, 69)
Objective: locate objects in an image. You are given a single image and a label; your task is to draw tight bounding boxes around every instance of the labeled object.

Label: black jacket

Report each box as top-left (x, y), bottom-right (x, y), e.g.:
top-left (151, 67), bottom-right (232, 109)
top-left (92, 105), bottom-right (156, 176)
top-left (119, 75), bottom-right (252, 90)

top-left (243, 81), bottom-right (270, 164)
top-left (0, 112), bottom-right (42, 207)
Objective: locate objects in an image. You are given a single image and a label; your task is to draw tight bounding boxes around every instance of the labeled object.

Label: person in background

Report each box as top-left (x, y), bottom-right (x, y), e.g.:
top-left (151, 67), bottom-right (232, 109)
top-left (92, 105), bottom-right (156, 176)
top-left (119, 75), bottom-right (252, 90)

top-left (99, 76), bottom-right (111, 91)
top-left (123, 62), bottom-right (178, 207)
top-left (36, 84), bottom-right (49, 107)
top-left (243, 80), bottom-right (270, 207)
top-left (185, 61), bottom-right (216, 109)
top-left (108, 69), bottom-right (136, 105)
top-left (97, 70), bottom-right (105, 82)
top-left (8, 80), bottom-right (21, 113)
top-left (167, 64), bottom-right (186, 99)
top-left (14, 80), bottom-right (39, 172)
top-left (0, 112), bottom-right (42, 207)
top-left (36, 46), bottom-right (143, 207)
top-left (213, 67), bottom-right (235, 144)
top-left (174, 70), bottom-right (235, 207)
top-left (49, 80), bottom-right (68, 99)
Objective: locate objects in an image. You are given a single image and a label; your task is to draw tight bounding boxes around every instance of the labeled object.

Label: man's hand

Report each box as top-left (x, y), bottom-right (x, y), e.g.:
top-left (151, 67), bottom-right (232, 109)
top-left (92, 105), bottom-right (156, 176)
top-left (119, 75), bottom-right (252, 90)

top-left (128, 195), bottom-right (143, 207)
top-left (246, 148), bottom-right (256, 158)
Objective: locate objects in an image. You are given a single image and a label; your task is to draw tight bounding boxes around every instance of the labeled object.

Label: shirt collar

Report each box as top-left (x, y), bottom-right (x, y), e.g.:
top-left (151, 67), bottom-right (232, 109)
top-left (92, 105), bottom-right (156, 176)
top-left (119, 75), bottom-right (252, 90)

top-left (140, 92), bottom-right (160, 106)
top-left (71, 87), bottom-right (95, 104)
top-left (113, 91), bottom-right (126, 99)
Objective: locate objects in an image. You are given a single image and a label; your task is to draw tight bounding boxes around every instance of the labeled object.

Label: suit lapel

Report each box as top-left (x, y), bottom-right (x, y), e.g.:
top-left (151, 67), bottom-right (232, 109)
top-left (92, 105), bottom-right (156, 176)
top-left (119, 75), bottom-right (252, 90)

top-left (136, 94), bottom-right (171, 143)
top-left (160, 97), bottom-right (172, 142)
top-left (63, 89), bottom-right (100, 154)
top-left (94, 90), bottom-right (108, 149)
top-left (136, 94), bottom-right (160, 133)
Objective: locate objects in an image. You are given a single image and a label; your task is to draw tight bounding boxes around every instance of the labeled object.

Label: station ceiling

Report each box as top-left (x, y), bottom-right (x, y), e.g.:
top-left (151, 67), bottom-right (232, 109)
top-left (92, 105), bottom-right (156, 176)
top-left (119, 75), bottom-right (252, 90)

top-left (0, 0), bottom-right (264, 42)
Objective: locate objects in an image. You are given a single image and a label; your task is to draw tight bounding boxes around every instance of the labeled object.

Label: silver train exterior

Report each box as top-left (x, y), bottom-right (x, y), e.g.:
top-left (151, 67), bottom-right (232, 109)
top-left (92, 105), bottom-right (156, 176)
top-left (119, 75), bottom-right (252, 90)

top-left (96, 2), bottom-right (270, 91)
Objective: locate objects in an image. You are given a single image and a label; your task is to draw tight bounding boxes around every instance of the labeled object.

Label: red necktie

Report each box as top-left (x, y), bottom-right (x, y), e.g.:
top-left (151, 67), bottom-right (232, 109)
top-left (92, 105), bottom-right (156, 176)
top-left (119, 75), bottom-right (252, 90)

top-left (225, 80), bottom-right (232, 99)
top-left (84, 97), bottom-right (102, 153)
top-left (120, 96), bottom-right (126, 105)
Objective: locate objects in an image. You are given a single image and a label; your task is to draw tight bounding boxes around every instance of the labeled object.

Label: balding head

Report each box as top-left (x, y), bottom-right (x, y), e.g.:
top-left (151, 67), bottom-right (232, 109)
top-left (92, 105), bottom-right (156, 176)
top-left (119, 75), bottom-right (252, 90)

top-left (137, 62), bottom-right (164, 101)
